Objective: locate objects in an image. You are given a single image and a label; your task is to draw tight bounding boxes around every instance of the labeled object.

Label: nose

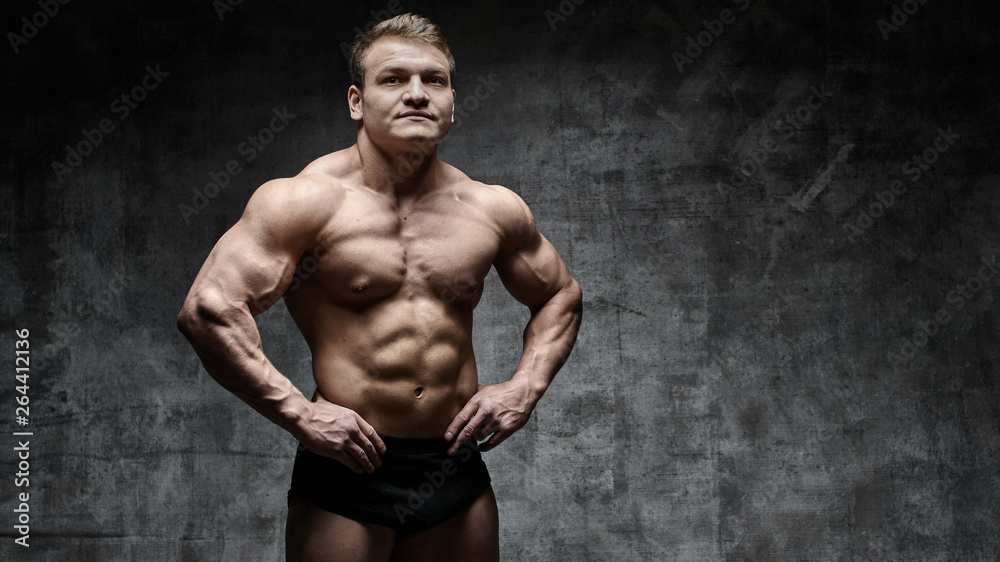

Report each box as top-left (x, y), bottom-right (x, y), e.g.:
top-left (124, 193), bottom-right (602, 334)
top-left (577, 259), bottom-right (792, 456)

top-left (402, 76), bottom-right (429, 105)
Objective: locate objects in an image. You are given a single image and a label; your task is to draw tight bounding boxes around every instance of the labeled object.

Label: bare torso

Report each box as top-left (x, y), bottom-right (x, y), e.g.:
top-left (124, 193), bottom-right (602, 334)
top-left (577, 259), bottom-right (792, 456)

top-left (178, 29), bottom-right (582, 562)
top-left (284, 148), bottom-right (505, 437)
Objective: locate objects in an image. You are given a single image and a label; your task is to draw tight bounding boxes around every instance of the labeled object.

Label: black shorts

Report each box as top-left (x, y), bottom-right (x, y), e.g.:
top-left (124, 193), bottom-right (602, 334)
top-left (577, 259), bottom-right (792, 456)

top-left (287, 436), bottom-right (491, 533)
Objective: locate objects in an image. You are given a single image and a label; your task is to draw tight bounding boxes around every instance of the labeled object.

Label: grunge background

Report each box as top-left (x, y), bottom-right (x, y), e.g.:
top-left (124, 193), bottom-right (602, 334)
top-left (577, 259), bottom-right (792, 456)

top-left (3, 0), bottom-right (999, 559)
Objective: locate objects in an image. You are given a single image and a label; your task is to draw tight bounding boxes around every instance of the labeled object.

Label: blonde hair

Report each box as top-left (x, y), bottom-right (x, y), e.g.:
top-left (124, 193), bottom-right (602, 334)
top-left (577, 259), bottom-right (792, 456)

top-left (349, 13), bottom-right (455, 91)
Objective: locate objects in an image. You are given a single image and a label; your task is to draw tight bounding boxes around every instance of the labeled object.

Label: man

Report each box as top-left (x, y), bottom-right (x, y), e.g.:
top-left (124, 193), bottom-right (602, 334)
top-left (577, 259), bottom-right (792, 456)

top-left (177, 13), bottom-right (582, 561)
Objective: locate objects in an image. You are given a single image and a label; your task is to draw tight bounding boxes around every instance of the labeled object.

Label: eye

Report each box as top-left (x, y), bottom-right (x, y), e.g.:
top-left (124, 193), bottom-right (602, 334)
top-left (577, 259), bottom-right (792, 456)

top-left (383, 76), bottom-right (400, 84)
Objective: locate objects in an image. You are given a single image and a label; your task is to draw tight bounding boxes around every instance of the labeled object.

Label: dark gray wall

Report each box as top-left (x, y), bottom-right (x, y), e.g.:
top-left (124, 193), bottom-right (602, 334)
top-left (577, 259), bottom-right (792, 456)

top-left (3, 0), bottom-right (999, 559)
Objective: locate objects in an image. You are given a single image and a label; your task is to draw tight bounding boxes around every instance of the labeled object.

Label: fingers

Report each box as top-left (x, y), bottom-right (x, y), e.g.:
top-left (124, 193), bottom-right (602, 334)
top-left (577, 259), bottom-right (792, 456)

top-left (348, 414), bottom-right (383, 472)
top-left (348, 442), bottom-right (377, 474)
top-left (445, 404), bottom-right (477, 443)
top-left (359, 417), bottom-right (387, 456)
top-left (444, 384), bottom-right (532, 454)
top-left (448, 408), bottom-right (492, 455)
top-left (357, 429), bottom-right (383, 471)
top-left (338, 447), bottom-right (367, 475)
top-left (306, 401), bottom-right (385, 473)
top-left (332, 432), bottom-right (380, 474)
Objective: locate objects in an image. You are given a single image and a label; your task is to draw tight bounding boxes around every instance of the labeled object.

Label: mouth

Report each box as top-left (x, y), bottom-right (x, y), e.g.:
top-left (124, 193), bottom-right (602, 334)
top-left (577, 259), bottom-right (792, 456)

top-left (398, 111), bottom-right (434, 120)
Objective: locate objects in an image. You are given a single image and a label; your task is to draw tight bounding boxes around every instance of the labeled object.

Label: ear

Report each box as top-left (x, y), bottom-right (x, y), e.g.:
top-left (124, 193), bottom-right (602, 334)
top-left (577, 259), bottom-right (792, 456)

top-left (348, 85), bottom-right (363, 121)
top-left (450, 89), bottom-right (456, 123)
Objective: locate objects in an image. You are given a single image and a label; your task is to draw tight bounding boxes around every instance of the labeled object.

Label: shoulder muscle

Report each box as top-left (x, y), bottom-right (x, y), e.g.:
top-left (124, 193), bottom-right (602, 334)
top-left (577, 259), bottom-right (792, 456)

top-left (485, 184), bottom-right (539, 261)
top-left (239, 174), bottom-right (345, 252)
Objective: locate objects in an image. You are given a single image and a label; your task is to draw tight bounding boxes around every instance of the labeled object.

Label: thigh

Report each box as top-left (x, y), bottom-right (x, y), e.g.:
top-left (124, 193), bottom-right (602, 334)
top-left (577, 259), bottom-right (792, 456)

top-left (388, 485), bottom-right (499, 562)
top-left (286, 498), bottom-right (396, 562)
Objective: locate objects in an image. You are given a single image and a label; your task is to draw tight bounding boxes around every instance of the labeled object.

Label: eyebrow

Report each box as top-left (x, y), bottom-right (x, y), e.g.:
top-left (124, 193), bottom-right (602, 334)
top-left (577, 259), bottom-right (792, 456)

top-left (375, 65), bottom-right (449, 77)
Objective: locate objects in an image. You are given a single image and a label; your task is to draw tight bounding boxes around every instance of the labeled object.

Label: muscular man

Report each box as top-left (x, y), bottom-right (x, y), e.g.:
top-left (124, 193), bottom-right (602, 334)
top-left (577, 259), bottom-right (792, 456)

top-left (177, 13), bottom-right (582, 561)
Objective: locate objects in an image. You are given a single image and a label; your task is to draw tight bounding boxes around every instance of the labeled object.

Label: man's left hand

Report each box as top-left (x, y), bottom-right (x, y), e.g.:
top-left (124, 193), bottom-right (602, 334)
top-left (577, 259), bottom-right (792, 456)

top-left (444, 380), bottom-right (536, 454)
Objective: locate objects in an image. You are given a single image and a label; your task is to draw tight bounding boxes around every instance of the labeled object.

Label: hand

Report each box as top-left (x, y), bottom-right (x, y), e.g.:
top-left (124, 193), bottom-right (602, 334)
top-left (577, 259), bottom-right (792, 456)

top-left (444, 380), bottom-right (536, 455)
top-left (297, 393), bottom-right (386, 474)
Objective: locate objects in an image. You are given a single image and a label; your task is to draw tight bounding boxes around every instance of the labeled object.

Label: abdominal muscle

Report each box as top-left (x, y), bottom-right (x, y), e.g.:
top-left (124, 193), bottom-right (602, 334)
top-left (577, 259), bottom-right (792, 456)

top-left (288, 291), bottom-right (481, 438)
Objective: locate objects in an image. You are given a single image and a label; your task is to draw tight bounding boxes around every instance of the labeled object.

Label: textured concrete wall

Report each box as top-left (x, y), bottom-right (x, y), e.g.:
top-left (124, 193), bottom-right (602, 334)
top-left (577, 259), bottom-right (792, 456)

top-left (3, 0), bottom-right (999, 560)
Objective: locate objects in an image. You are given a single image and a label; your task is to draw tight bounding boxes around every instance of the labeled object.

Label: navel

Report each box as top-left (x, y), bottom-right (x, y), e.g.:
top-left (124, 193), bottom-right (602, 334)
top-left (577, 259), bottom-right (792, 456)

top-left (414, 386), bottom-right (424, 398)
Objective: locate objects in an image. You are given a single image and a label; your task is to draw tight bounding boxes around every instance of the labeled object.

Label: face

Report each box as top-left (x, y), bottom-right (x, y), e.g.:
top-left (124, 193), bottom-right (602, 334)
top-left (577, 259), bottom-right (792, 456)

top-left (349, 38), bottom-right (455, 150)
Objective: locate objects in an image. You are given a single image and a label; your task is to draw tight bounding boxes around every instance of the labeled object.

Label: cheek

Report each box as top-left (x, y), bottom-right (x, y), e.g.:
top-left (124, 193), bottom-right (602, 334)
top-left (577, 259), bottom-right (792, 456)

top-left (367, 99), bottom-right (394, 121)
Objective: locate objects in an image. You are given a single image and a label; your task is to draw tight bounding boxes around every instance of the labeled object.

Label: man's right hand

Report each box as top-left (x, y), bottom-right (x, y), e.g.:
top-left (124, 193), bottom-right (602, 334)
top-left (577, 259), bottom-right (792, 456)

top-left (297, 394), bottom-right (386, 474)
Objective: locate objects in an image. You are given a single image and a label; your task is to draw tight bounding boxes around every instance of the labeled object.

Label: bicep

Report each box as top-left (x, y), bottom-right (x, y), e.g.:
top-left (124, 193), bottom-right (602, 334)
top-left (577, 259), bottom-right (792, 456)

top-left (491, 189), bottom-right (575, 309)
top-left (494, 231), bottom-right (574, 310)
top-left (191, 220), bottom-right (298, 316)
top-left (185, 177), bottom-right (335, 316)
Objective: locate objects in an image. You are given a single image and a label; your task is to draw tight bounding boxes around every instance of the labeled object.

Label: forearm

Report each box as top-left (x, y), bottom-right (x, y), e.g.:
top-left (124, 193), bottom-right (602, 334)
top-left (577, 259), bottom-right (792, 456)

top-left (510, 279), bottom-right (583, 404)
top-left (177, 295), bottom-right (310, 437)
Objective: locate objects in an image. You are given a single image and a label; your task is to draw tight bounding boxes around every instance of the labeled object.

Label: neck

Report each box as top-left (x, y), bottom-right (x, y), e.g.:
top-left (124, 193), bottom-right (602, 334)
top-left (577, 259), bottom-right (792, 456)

top-left (355, 131), bottom-right (441, 195)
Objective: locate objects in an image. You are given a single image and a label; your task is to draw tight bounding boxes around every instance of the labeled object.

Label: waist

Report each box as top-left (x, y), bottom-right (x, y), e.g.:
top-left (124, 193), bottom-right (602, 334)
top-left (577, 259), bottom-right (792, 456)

top-left (379, 435), bottom-right (478, 454)
top-left (312, 374), bottom-right (479, 438)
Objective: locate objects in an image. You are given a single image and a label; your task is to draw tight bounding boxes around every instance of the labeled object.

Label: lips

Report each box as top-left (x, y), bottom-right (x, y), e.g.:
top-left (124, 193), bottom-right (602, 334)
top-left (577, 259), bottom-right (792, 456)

top-left (398, 111), bottom-right (434, 120)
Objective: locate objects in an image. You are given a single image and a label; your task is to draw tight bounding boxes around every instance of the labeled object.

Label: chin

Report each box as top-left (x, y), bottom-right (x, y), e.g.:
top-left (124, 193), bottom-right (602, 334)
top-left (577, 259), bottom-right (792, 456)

top-left (368, 125), bottom-right (449, 151)
top-left (396, 129), bottom-right (449, 146)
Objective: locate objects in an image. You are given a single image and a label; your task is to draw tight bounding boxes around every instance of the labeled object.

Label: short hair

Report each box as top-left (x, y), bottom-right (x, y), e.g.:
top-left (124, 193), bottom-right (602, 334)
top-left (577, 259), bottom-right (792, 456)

top-left (349, 13), bottom-right (456, 91)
